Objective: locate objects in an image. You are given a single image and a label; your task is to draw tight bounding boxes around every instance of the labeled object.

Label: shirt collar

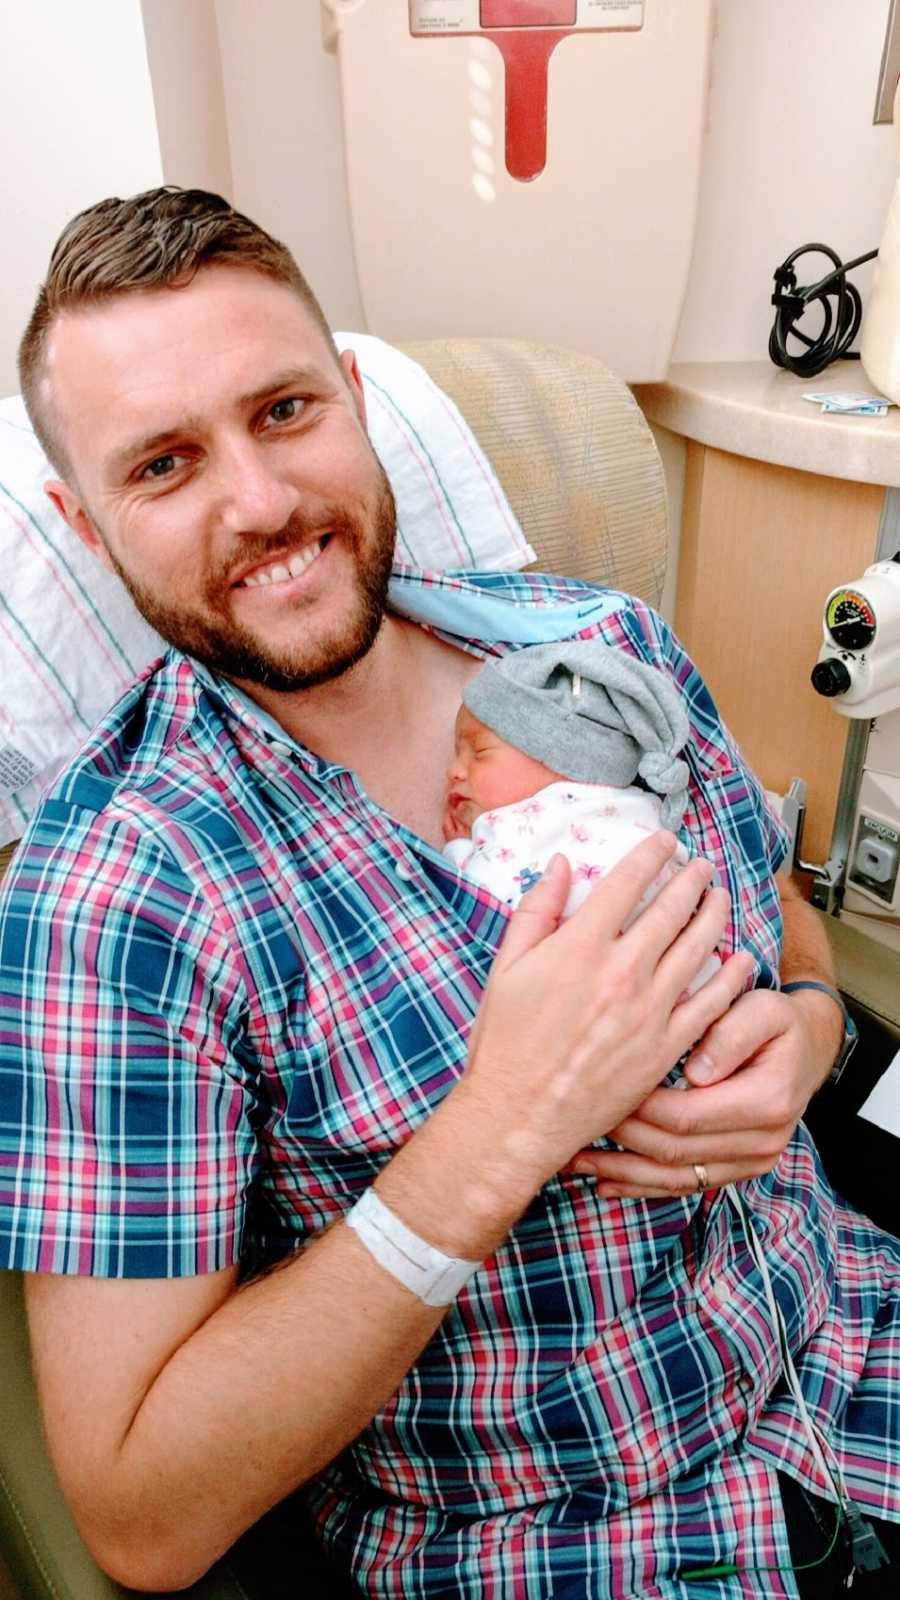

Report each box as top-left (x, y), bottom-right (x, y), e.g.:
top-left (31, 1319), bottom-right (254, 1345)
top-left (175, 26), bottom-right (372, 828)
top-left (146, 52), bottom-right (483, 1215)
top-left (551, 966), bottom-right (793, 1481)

top-left (386, 563), bottom-right (626, 646)
top-left (184, 564), bottom-right (625, 759)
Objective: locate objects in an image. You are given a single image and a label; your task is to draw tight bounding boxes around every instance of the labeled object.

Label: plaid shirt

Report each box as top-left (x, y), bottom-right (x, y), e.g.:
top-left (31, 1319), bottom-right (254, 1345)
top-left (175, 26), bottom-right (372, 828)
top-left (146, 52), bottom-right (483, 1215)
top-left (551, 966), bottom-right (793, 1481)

top-left (1, 568), bottom-right (898, 1598)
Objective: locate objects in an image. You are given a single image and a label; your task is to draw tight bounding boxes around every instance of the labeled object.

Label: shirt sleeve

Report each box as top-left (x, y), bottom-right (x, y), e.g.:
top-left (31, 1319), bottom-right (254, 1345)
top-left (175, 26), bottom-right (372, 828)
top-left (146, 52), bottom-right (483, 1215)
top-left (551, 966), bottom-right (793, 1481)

top-left (0, 798), bottom-right (261, 1277)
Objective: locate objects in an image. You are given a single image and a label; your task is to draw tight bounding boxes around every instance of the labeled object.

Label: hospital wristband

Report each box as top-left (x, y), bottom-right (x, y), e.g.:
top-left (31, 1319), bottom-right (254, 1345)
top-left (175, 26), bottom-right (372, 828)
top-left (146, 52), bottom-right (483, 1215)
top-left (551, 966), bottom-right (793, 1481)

top-left (345, 1186), bottom-right (482, 1306)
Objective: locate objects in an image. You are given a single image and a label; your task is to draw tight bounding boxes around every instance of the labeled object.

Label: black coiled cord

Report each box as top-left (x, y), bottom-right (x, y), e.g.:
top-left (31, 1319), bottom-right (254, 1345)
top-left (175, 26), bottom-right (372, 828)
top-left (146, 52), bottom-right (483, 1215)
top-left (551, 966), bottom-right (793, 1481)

top-left (769, 242), bottom-right (877, 378)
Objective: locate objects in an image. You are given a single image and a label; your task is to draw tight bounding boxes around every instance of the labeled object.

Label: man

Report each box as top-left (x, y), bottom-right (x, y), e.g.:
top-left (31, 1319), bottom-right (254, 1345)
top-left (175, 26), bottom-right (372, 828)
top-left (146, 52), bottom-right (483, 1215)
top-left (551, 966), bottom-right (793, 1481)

top-left (0, 188), bottom-right (897, 1598)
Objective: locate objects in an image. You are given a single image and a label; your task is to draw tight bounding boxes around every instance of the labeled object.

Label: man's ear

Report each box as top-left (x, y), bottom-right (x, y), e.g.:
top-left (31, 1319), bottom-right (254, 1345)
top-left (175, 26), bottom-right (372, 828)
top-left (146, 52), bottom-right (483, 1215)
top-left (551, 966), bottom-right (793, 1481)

top-left (44, 480), bottom-right (114, 572)
top-left (338, 347), bottom-right (368, 429)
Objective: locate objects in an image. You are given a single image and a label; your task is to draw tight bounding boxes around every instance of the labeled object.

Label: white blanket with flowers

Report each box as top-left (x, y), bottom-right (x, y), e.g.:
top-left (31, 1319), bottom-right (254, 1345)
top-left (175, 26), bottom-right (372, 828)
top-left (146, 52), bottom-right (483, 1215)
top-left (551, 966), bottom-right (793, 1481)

top-left (445, 779), bottom-right (721, 994)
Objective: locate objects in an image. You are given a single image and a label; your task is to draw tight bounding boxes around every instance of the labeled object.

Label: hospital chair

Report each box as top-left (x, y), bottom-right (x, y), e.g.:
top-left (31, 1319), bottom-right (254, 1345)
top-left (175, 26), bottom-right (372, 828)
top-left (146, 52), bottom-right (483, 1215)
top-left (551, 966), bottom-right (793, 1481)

top-left (0, 339), bottom-right (895, 1600)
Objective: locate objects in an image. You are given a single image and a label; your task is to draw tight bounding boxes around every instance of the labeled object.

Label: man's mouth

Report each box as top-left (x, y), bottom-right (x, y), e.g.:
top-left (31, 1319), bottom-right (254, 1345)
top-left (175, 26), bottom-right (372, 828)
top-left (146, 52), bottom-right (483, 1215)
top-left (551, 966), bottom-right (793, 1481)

top-left (235, 534), bottom-right (330, 588)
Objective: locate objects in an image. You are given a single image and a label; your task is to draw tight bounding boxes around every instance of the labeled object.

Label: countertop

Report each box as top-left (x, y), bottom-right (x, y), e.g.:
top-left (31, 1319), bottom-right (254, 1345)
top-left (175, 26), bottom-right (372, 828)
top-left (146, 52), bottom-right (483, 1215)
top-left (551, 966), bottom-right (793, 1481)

top-left (632, 359), bottom-right (900, 487)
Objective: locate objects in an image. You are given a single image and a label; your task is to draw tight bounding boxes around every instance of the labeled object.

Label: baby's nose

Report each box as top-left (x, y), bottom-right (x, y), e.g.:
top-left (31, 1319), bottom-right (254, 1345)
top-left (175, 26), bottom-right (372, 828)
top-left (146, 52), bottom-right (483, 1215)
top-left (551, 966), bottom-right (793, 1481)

top-left (445, 752), bottom-right (465, 787)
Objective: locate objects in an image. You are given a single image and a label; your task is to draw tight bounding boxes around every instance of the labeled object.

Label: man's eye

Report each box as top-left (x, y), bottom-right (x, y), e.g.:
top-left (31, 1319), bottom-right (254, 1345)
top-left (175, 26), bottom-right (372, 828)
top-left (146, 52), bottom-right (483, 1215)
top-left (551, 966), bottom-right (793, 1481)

top-left (140, 453), bottom-right (182, 481)
top-left (266, 397), bottom-right (305, 425)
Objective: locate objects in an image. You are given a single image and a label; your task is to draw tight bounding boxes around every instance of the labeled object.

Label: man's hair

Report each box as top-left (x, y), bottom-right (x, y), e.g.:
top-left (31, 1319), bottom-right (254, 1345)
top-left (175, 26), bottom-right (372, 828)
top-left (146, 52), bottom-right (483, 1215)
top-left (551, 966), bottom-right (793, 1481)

top-left (18, 186), bottom-right (337, 480)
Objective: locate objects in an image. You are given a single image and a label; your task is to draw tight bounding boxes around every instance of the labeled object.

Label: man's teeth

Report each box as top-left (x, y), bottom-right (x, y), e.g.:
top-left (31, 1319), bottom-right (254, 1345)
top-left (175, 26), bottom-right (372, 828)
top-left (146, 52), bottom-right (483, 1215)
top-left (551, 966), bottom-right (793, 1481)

top-left (242, 539), bottom-right (324, 587)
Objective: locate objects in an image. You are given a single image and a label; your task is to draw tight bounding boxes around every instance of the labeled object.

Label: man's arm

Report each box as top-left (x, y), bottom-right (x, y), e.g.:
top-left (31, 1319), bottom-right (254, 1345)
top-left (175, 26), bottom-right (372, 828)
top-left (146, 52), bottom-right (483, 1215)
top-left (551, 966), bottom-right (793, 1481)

top-left (776, 868), bottom-right (845, 1068)
top-left (571, 874), bottom-right (844, 1199)
top-left (25, 837), bottom-right (744, 1592)
top-left (26, 1112), bottom-right (524, 1592)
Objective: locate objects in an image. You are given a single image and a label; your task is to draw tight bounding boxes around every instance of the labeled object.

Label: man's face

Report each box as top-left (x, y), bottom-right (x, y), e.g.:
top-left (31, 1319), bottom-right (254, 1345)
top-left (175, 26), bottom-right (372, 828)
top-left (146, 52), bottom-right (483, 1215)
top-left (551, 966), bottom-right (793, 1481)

top-left (43, 266), bottom-right (396, 691)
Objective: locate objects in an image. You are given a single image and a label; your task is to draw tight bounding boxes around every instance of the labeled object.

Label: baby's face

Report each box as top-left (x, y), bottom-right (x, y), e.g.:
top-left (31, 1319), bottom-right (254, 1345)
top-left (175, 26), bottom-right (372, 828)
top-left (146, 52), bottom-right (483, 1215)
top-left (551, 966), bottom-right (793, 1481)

top-left (443, 706), bottom-right (561, 842)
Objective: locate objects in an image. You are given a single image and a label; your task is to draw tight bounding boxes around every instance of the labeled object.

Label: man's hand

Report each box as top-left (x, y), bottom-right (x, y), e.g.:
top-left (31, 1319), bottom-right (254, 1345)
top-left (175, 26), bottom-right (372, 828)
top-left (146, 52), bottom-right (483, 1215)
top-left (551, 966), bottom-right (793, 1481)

top-left (569, 985), bottom-right (836, 1197)
top-left (569, 878), bottom-right (843, 1198)
top-left (457, 834), bottom-right (753, 1202)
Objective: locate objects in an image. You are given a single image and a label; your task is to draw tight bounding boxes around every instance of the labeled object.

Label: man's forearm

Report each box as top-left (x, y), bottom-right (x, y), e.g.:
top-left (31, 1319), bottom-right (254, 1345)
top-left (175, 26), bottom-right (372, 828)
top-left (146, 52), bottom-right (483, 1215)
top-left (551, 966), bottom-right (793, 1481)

top-left (29, 1084), bottom-right (544, 1592)
top-left (778, 872), bottom-right (844, 1088)
top-left (779, 871), bottom-right (837, 984)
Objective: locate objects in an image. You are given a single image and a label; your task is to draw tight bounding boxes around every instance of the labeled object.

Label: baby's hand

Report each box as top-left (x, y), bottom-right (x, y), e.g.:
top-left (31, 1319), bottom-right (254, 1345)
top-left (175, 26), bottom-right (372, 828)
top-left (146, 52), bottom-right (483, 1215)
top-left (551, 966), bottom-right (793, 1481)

top-left (443, 794), bottom-right (475, 843)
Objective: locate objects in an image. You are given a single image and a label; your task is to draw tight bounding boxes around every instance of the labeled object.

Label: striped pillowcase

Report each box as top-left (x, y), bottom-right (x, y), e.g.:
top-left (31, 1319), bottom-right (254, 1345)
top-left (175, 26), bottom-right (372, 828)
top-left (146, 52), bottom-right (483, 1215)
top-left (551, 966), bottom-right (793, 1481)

top-left (0, 335), bottom-right (533, 846)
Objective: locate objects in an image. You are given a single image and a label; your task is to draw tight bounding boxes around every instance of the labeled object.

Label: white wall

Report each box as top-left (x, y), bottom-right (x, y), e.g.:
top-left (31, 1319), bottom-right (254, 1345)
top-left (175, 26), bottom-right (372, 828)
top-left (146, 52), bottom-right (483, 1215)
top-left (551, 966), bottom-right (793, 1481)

top-left (674, 0), bottom-right (898, 364)
top-left (205, 0), bottom-right (900, 367)
top-left (0, 0), bottom-right (163, 394)
top-left (140, 0), bottom-right (233, 198)
top-left (6, 1), bottom-right (892, 389)
top-left (214, 0), bottom-right (365, 332)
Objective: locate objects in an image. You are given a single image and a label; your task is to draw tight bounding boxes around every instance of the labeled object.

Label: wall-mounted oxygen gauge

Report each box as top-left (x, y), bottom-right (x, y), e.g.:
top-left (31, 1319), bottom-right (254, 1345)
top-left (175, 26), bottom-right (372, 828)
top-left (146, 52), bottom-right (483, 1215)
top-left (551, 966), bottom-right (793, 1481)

top-left (825, 589), bottom-right (877, 652)
top-left (813, 562), bottom-right (900, 718)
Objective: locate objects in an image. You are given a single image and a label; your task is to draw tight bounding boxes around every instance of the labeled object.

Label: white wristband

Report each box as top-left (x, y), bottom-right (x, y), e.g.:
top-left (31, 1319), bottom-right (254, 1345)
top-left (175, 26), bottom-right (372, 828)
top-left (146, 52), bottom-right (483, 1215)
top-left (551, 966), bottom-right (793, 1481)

top-left (345, 1187), bottom-right (481, 1306)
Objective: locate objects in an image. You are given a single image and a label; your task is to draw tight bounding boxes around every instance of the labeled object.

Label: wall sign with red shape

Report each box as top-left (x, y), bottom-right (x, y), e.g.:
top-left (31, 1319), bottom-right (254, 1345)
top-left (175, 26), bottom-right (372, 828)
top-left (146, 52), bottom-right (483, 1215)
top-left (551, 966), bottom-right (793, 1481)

top-left (409, 0), bottom-right (644, 181)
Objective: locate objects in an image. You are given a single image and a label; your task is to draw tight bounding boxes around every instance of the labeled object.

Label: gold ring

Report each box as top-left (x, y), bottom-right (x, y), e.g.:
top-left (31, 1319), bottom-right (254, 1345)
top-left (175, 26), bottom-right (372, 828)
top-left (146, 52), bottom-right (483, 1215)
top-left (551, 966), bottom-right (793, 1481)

top-left (692, 1163), bottom-right (709, 1192)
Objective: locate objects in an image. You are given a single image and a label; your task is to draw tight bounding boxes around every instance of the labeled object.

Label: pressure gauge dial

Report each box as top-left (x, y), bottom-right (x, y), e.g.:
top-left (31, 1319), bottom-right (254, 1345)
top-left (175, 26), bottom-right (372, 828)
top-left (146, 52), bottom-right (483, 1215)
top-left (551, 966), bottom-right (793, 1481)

top-left (825, 589), bottom-right (876, 652)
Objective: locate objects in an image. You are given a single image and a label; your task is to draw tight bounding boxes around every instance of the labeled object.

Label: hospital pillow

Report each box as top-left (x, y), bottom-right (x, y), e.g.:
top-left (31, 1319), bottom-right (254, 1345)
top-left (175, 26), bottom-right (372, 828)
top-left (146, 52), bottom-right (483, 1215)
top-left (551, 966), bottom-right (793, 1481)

top-left (0, 333), bottom-right (534, 847)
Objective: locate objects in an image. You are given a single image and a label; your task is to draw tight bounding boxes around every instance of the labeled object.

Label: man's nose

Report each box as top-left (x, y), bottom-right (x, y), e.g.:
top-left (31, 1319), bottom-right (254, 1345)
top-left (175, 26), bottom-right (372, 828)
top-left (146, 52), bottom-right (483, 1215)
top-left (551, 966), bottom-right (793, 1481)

top-left (213, 438), bottom-right (300, 537)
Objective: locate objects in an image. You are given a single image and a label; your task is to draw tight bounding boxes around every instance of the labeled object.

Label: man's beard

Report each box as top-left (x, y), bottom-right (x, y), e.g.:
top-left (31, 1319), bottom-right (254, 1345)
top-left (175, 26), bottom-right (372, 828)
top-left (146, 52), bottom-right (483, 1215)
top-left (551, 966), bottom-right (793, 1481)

top-left (103, 472), bottom-right (398, 693)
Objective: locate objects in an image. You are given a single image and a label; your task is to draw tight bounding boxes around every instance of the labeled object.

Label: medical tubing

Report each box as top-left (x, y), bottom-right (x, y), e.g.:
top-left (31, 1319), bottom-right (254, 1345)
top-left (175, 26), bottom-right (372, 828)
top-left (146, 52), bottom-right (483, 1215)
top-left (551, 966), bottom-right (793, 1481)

top-left (680, 1188), bottom-right (851, 1583)
top-left (725, 1189), bottom-right (849, 1508)
top-left (727, 1193), bottom-right (889, 1575)
top-left (679, 1502), bottom-right (844, 1582)
top-left (769, 242), bottom-right (877, 378)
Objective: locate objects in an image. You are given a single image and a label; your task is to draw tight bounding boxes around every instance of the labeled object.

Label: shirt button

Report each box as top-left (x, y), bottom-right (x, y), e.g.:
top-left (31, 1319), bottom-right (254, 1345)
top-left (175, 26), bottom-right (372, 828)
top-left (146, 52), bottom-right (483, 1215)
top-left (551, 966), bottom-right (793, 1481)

top-left (711, 1278), bottom-right (733, 1305)
top-left (394, 860), bottom-right (415, 882)
top-left (270, 741), bottom-right (293, 760)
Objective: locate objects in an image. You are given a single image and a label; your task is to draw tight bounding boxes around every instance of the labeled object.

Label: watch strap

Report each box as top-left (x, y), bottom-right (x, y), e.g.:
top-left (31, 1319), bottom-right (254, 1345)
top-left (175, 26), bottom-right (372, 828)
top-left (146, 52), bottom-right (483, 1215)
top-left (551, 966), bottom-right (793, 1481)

top-left (781, 980), bottom-right (858, 1086)
top-left (345, 1186), bottom-right (482, 1306)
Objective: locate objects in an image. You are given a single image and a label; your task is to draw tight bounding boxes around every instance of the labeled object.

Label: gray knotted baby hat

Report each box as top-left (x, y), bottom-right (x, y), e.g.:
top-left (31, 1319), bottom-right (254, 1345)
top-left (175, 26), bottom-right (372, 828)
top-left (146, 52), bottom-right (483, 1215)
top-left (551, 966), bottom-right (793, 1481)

top-left (463, 639), bottom-right (691, 830)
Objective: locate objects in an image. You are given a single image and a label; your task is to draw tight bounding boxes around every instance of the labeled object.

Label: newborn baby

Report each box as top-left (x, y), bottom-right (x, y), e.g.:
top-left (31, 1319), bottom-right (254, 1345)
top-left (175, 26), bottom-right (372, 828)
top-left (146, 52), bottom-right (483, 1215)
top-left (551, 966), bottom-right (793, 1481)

top-left (443, 639), bottom-right (721, 993)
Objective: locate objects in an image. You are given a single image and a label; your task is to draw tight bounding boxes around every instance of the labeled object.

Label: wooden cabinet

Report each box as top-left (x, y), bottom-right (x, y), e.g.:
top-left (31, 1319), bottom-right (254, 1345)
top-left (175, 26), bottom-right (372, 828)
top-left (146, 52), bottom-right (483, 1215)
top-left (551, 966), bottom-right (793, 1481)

top-left (633, 361), bottom-right (900, 878)
top-left (675, 443), bottom-right (883, 869)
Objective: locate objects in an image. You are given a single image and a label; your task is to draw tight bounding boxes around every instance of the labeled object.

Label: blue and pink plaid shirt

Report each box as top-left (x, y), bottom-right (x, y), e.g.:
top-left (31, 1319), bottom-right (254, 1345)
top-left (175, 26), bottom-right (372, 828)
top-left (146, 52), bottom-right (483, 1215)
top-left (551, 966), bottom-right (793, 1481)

top-left (1, 568), bottom-right (899, 1598)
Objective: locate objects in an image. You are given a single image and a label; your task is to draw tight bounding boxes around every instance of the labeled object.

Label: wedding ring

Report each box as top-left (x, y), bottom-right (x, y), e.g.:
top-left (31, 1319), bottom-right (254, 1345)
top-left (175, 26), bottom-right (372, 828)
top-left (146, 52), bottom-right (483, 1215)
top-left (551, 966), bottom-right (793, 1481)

top-left (692, 1163), bottom-right (709, 1192)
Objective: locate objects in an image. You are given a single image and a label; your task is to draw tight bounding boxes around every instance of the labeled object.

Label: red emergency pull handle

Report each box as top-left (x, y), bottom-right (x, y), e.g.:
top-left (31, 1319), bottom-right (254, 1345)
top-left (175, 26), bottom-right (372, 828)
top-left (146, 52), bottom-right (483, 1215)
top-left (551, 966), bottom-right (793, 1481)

top-left (487, 29), bottom-right (568, 182)
top-left (410, 3), bottom-right (602, 183)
